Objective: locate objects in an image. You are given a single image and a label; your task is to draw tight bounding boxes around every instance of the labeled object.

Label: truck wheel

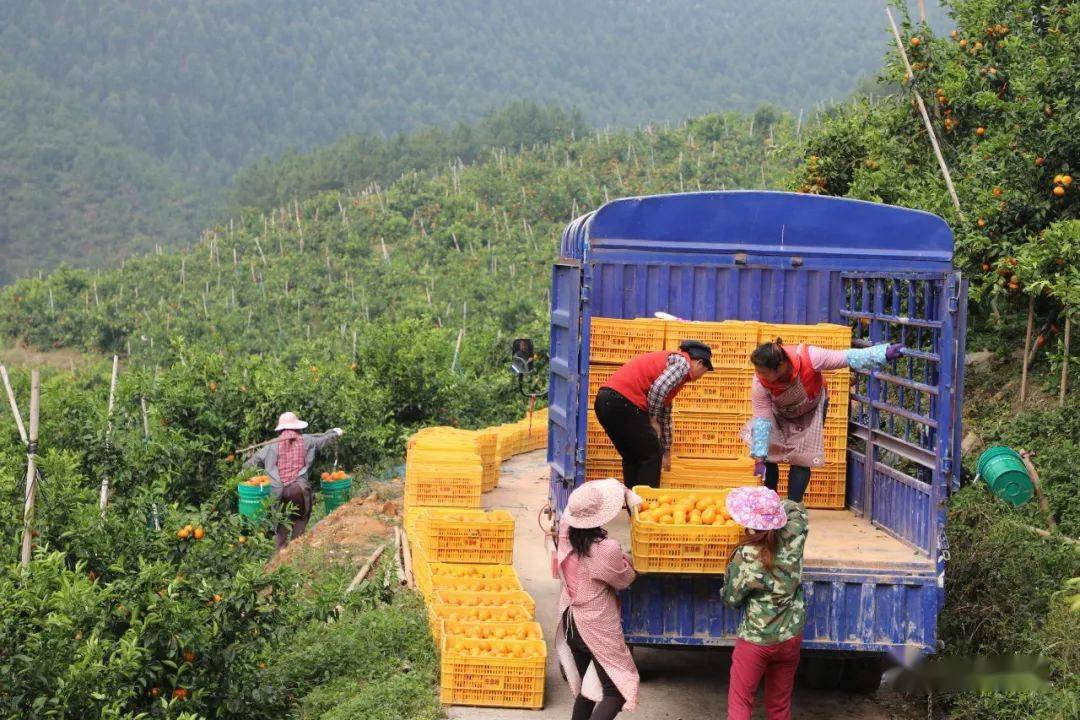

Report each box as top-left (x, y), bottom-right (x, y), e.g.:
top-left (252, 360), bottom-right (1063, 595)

top-left (801, 657), bottom-right (845, 690)
top-left (840, 656), bottom-right (884, 694)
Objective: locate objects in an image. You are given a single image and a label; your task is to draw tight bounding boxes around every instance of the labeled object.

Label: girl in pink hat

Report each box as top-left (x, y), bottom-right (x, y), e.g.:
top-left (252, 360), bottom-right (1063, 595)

top-left (721, 486), bottom-right (809, 720)
top-left (555, 478), bottom-right (643, 719)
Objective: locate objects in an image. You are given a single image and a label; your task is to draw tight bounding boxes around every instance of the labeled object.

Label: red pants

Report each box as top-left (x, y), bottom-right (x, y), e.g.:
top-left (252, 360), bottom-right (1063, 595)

top-left (727, 634), bottom-right (802, 720)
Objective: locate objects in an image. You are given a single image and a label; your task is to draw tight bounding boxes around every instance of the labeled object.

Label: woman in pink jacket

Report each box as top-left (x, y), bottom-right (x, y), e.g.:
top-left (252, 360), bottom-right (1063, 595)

top-left (742, 338), bottom-right (902, 501)
top-left (556, 478), bottom-right (641, 719)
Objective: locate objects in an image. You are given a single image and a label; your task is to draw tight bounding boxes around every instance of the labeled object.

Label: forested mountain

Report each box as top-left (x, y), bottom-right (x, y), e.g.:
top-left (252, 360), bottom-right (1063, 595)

top-left (0, 0), bottom-right (948, 278)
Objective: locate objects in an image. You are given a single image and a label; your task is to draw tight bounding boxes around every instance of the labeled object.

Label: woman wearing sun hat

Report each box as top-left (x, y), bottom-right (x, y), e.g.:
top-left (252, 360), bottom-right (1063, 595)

top-left (721, 486), bottom-right (809, 720)
top-left (555, 478), bottom-right (643, 719)
top-left (244, 411), bottom-right (343, 549)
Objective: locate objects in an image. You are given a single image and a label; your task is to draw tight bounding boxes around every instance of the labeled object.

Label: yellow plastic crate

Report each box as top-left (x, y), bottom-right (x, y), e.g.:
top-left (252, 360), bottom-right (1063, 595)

top-left (586, 364), bottom-right (618, 403)
top-left (420, 563), bottom-right (519, 600)
top-left (432, 589), bottom-right (536, 616)
top-left (428, 604), bottom-right (533, 644)
top-left (413, 509), bottom-right (514, 564)
top-left (661, 457), bottom-right (758, 490)
top-left (675, 369), bottom-right (755, 414)
top-left (759, 322), bottom-right (852, 351)
top-left (630, 486), bottom-right (744, 574)
top-left (585, 456), bottom-right (623, 482)
top-left (441, 620), bottom-right (544, 646)
top-left (432, 575), bottom-right (523, 595)
top-left (777, 462), bottom-right (846, 509)
top-left (440, 637), bottom-right (547, 709)
top-left (671, 412), bottom-right (746, 459)
top-left (586, 419), bottom-right (619, 460)
top-left (404, 469), bottom-right (482, 509)
top-left (665, 320), bottom-right (762, 368)
top-left (589, 317), bottom-right (667, 365)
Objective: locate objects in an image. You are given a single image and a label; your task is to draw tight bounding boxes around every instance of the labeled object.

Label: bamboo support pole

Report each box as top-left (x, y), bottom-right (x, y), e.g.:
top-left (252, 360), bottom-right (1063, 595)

top-left (140, 397), bottom-right (150, 440)
top-left (1061, 316), bottom-right (1071, 407)
top-left (1, 365), bottom-right (28, 444)
top-left (393, 527), bottom-right (406, 586)
top-left (99, 355), bottom-right (119, 511)
top-left (20, 371), bottom-right (40, 567)
top-left (400, 525), bottom-right (415, 588)
top-left (345, 543), bottom-right (386, 594)
top-left (1020, 296), bottom-right (1035, 402)
top-left (886, 8), bottom-right (965, 220)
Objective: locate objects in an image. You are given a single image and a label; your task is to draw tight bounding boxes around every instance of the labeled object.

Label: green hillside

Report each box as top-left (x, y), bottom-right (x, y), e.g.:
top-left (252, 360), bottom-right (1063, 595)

top-left (0, 66), bottom-right (210, 283)
top-left (0, 0), bottom-right (950, 276)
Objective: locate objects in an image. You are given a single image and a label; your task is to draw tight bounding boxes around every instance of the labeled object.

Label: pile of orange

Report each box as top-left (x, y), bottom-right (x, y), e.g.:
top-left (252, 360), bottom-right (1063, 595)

top-left (636, 491), bottom-right (740, 527)
top-left (445, 640), bottom-right (543, 659)
top-left (437, 607), bottom-right (530, 623)
top-left (243, 475), bottom-right (270, 486)
top-left (432, 565), bottom-right (511, 580)
top-left (446, 625), bottom-right (541, 641)
top-left (321, 469), bottom-right (348, 481)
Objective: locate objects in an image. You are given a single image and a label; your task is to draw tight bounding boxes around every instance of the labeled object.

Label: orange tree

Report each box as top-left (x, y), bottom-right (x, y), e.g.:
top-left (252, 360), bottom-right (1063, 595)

top-left (795, 0), bottom-right (1077, 327)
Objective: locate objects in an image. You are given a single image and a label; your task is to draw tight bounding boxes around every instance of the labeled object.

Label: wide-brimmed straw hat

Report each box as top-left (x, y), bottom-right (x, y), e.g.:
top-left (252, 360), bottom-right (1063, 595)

top-left (725, 486), bottom-right (788, 531)
top-left (274, 411), bottom-right (309, 432)
top-left (564, 478), bottom-right (626, 529)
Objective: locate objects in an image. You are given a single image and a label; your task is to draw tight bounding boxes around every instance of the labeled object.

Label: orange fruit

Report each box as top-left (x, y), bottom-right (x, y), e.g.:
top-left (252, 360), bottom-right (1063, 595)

top-left (1054, 186), bottom-right (1066, 197)
top-left (992, 187), bottom-right (1002, 197)
top-left (238, 535), bottom-right (246, 544)
top-left (1035, 157), bottom-right (1045, 166)
top-left (150, 687), bottom-right (160, 697)
top-left (183, 649), bottom-right (196, 663)
top-left (177, 527), bottom-right (191, 540)
top-left (193, 527), bottom-right (205, 540)
top-left (1062, 175), bottom-right (1073, 186)
top-left (975, 127), bottom-right (986, 136)
top-left (977, 218), bottom-right (987, 227)
top-left (213, 594), bottom-right (223, 603)
top-left (172, 688), bottom-right (188, 700)
top-left (321, 472), bottom-right (330, 481)
top-left (909, 36), bottom-right (921, 46)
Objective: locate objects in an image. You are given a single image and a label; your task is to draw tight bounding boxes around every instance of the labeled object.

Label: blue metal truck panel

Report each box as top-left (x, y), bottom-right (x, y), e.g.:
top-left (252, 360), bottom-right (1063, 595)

top-left (548, 191), bottom-right (967, 654)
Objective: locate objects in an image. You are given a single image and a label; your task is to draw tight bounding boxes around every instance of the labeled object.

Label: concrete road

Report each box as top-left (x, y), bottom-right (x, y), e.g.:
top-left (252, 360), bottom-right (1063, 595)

top-left (448, 451), bottom-right (918, 720)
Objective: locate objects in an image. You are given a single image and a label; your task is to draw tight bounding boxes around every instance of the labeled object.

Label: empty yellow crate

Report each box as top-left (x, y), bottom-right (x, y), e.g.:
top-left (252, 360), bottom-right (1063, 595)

top-left (671, 412), bottom-right (746, 458)
top-left (433, 589), bottom-right (536, 616)
top-left (661, 457), bottom-right (758, 490)
top-left (440, 637), bottom-right (547, 709)
top-left (630, 486), bottom-right (744, 574)
top-left (777, 463), bottom-right (846, 509)
top-left (404, 471), bottom-right (482, 509)
top-left (589, 317), bottom-right (667, 364)
top-left (441, 620), bottom-right (544, 646)
top-left (587, 364), bottom-right (618, 403)
top-left (586, 419), bottom-right (619, 460)
top-left (585, 456), bottom-right (624, 482)
top-left (759, 322), bottom-right (852, 350)
top-left (414, 509), bottom-right (514, 564)
top-left (675, 369), bottom-right (755, 413)
top-left (665, 320), bottom-right (761, 368)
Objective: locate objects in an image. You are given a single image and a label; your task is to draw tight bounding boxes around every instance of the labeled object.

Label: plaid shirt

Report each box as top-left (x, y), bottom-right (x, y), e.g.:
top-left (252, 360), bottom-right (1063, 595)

top-left (276, 430), bottom-right (307, 484)
top-left (646, 353), bottom-right (690, 451)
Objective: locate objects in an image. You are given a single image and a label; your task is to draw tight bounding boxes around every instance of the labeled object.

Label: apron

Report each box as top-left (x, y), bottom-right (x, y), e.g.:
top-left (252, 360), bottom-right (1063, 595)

top-left (740, 375), bottom-right (828, 468)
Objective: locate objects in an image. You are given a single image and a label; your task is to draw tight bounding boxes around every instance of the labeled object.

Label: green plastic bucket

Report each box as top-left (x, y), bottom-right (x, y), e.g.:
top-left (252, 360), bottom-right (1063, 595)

top-left (322, 476), bottom-right (353, 514)
top-left (238, 481), bottom-right (272, 523)
top-left (976, 446), bottom-right (1033, 507)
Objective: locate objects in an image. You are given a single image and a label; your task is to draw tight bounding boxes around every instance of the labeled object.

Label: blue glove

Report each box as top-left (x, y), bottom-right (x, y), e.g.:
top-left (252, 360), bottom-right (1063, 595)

top-left (886, 343), bottom-right (905, 361)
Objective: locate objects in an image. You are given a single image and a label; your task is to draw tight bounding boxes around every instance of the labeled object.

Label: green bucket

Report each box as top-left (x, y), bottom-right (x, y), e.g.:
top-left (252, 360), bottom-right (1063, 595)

top-left (976, 446), bottom-right (1034, 507)
top-left (237, 481), bottom-right (272, 523)
top-left (322, 476), bottom-right (353, 514)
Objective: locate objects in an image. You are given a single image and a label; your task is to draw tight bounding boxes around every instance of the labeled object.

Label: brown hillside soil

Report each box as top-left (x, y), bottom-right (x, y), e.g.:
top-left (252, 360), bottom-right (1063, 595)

top-left (269, 489), bottom-right (398, 570)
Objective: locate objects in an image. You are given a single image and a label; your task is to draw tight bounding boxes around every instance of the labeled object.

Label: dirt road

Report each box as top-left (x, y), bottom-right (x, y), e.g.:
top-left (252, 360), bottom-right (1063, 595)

top-left (448, 451), bottom-right (918, 720)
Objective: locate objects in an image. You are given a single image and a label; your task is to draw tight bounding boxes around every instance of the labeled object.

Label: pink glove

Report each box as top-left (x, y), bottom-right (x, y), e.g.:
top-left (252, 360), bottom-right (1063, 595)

top-left (754, 460), bottom-right (767, 479)
top-left (886, 344), bottom-right (905, 361)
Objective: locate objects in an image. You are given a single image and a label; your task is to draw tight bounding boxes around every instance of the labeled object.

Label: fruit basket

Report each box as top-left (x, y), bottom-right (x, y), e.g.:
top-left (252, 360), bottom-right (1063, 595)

top-left (630, 485), bottom-right (744, 574)
top-left (440, 637), bottom-right (547, 709)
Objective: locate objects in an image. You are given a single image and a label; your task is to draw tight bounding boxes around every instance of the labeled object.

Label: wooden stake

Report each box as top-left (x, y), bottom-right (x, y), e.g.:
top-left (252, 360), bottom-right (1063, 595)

top-left (393, 527), bottom-right (406, 586)
top-left (20, 370), bottom-right (40, 567)
top-left (1020, 296), bottom-right (1035, 402)
top-left (1, 365), bottom-right (28, 444)
top-left (1018, 450), bottom-right (1057, 530)
top-left (345, 543), bottom-right (386, 593)
top-left (1061, 316), bottom-right (1072, 407)
top-left (99, 355), bottom-right (119, 511)
top-left (400, 525), bottom-right (415, 588)
top-left (451, 328), bottom-right (465, 371)
top-left (140, 397), bottom-right (150, 440)
top-left (886, 8), bottom-right (965, 220)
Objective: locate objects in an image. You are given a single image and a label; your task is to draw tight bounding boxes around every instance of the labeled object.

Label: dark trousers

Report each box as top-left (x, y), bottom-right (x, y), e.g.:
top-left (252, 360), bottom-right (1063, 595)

top-left (565, 611), bottom-right (625, 720)
top-left (275, 481), bottom-right (312, 549)
top-left (593, 388), bottom-right (662, 489)
top-left (763, 463), bottom-right (811, 502)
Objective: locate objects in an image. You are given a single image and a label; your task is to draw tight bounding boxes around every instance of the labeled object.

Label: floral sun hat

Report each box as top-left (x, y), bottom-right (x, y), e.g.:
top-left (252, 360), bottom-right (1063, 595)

top-left (725, 486), bottom-right (788, 531)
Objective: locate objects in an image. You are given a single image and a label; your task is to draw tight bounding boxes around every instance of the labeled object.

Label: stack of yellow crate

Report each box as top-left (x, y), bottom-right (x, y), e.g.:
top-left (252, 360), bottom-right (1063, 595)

top-left (401, 412), bottom-right (548, 710)
top-left (585, 318), bottom-right (852, 508)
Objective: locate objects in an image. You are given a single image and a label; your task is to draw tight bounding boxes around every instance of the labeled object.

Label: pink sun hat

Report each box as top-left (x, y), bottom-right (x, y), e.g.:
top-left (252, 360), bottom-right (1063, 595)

top-left (274, 411), bottom-right (309, 432)
top-left (564, 478), bottom-right (626, 529)
top-left (725, 486), bottom-right (788, 531)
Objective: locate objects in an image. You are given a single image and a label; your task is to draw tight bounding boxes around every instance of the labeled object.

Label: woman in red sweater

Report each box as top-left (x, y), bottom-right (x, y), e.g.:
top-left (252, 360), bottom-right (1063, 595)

top-left (594, 339), bottom-right (712, 488)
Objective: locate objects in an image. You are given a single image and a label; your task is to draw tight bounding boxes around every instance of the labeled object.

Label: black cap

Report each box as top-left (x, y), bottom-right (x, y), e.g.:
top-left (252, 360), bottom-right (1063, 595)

top-left (679, 339), bottom-right (713, 371)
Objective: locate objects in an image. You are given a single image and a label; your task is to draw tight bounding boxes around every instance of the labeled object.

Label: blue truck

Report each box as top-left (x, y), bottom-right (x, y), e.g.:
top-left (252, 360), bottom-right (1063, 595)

top-left (546, 191), bottom-right (967, 689)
